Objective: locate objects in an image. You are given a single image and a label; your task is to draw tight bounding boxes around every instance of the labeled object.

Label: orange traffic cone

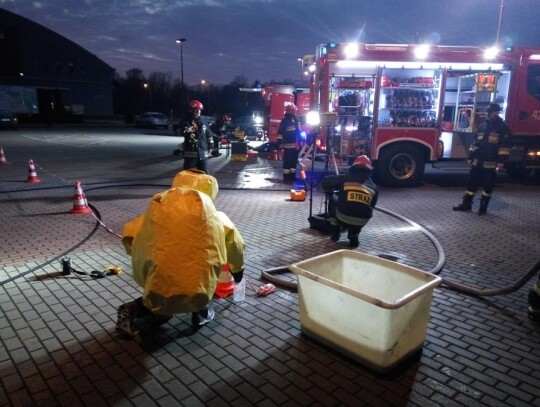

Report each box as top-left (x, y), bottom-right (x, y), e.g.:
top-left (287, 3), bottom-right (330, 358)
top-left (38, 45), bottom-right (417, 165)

top-left (0, 147), bottom-right (7, 164)
top-left (71, 180), bottom-right (92, 214)
top-left (26, 159), bottom-right (40, 183)
top-left (214, 264), bottom-right (234, 299)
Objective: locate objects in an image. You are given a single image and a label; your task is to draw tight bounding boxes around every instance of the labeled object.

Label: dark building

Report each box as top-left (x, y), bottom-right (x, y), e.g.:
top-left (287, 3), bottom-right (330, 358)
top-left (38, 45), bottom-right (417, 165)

top-left (0, 8), bottom-right (114, 121)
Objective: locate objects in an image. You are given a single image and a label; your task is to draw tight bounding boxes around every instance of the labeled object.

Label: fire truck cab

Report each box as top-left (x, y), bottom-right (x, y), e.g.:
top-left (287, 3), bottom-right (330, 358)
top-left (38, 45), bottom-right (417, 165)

top-left (308, 42), bottom-right (540, 186)
top-left (261, 85), bottom-right (310, 142)
top-left (240, 85), bottom-right (310, 143)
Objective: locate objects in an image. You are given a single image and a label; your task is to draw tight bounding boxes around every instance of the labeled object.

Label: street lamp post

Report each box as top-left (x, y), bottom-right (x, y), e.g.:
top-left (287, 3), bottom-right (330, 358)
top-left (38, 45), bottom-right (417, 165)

top-left (496, 0), bottom-right (504, 45)
top-left (201, 80), bottom-right (210, 113)
top-left (297, 57), bottom-right (303, 82)
top-left (143, 83), bottom-right (152, 111)
top-left (175, 38), bottom-right (187, 112)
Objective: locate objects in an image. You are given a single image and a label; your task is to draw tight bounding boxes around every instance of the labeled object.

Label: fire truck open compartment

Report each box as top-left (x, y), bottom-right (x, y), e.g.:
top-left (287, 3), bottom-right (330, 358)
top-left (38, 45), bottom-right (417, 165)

top-left (309, 43), bottom-right (540, 187)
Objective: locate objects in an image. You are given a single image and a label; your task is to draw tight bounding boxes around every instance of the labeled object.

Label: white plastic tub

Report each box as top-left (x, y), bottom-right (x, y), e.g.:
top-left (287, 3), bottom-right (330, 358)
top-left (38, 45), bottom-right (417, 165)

top-left (290, 250), bottom-right (441, 373)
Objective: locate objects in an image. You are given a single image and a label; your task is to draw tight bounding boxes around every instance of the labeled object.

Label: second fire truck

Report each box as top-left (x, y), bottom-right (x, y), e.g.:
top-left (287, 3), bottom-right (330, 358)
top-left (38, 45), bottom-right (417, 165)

top-left (306, 42), bottom-right (540, 186)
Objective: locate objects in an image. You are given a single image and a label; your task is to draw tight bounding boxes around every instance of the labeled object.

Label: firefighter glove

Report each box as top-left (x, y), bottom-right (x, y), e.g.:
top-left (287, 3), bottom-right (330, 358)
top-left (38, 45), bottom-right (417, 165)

top-left (233, 268), bottom-right (244, 283)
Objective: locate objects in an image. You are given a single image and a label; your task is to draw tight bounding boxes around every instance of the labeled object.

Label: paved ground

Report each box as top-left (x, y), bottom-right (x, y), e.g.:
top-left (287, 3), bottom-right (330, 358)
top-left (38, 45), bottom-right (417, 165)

top-left (1, 126), bottom-right (540, 407)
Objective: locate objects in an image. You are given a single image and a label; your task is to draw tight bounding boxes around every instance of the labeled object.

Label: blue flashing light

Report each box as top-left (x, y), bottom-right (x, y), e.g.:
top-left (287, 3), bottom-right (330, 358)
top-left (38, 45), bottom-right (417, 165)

top-left (299, 130), bottom-right (307, 140)
top-left (328, 42), bottom-right (338, 48)
top-left (505, 46), bottom-right (514, 52)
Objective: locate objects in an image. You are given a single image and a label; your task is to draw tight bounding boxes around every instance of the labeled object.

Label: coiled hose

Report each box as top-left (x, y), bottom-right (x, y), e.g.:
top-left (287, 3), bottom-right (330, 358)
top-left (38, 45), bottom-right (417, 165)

top-left (261, 206), bottom-right (540, 297)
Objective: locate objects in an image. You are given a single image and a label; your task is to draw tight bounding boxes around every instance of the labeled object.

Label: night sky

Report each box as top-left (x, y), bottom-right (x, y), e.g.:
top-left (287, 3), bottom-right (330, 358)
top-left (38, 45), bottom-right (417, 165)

top-left (2, 0), bottom-right (539, 85)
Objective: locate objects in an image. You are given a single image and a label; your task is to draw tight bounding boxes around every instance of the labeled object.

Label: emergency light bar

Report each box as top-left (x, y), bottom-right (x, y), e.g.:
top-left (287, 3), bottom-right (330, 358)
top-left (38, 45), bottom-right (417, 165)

top-left (336, 60), bottom-right (505, 71)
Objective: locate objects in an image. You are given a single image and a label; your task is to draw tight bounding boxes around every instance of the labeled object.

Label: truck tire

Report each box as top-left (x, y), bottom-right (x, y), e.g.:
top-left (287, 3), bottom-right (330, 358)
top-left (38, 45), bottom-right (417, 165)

top-left (506, 164), bottom-right (531, 182)
top-left (376, 144), bottom-right (425, 187)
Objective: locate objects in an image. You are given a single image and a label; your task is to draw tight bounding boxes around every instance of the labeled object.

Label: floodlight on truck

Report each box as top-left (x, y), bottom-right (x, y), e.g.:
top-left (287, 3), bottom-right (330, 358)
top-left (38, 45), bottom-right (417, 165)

top-left (484, 46), bottom-right (499, 59)
top-left (306, 111), bottom-right (320, 126)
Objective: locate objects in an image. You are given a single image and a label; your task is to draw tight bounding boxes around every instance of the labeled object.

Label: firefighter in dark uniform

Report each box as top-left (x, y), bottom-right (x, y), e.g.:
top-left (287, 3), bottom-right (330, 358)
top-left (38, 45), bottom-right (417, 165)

top-left (178, 100), bottom-right (212, 173)
top-left (321, 155), bottom-right (378, 248)
top-left (453, 103), bottom-right (511, 215)
top-left (209, 114), bottom-right (232, 157)
top-left (277, 104), bottom-right (300, 182)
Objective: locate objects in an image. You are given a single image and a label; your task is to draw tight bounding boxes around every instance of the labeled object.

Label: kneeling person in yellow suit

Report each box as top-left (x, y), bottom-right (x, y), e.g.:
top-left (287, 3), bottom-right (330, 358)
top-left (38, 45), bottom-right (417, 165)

top-left (116, 169), bottom-right (245, 337)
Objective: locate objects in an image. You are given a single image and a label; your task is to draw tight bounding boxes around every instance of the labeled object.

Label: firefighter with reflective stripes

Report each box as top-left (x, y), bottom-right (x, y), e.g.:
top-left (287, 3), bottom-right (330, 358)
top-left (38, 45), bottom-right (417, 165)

top-left (321, 155), bottom-right (378, 248)
top-left (179, 100), bottom-right (212, 173)
top-left (453, 103), bottom-right (511, 215)
top-left (277, 104), bottom-right (300, 182)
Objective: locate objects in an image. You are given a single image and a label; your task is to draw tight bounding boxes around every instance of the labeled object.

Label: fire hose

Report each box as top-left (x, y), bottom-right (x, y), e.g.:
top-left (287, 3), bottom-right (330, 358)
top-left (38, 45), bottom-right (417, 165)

top-left (2, 182), bottom-right (538, 298)
top-left (261, 206), bottom-right (540, 297)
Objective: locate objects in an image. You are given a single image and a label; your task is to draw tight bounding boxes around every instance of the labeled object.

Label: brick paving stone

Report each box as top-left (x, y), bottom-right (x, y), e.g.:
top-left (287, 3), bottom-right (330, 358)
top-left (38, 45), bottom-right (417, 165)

top-left (2, 131), bottom-right (540, 406)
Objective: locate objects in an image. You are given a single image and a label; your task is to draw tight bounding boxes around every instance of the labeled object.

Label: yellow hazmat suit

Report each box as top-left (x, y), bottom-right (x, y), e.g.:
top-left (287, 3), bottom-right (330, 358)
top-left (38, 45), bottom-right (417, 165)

top-left (122, 170), bottom-right (244, 316)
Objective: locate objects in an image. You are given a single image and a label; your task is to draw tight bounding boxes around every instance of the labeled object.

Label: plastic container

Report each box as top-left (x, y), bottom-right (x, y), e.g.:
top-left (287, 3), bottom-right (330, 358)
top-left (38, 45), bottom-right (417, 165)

top-left (290, 250), bottom-right (441, 373)
top-left (290, 189), bottom-right (306, 201)
top-left (233, 279), bottom-right (246, 302)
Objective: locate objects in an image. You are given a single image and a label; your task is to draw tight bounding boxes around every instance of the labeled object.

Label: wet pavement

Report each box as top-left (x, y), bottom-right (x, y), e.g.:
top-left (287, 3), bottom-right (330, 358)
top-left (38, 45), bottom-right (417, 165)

top-left (1, 126), bottom-right (540, 406)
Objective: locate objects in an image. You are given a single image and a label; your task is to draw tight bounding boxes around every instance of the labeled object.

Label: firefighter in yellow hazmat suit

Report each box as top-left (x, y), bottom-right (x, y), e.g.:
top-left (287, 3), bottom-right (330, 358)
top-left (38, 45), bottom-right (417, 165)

top-left (116, 169), bottom-right (245, 337)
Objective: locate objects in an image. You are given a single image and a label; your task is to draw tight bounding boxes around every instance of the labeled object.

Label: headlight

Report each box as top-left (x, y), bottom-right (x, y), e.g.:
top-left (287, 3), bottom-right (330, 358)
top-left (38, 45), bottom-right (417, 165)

top-left (254, 116), bottom-right (263, 125)
top-left (306, 111), bottom-right (320, 126)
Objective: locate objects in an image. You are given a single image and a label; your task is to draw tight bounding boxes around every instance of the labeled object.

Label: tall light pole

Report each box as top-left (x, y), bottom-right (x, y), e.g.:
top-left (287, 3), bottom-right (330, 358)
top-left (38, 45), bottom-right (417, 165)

top-left (201, 80), bottom-right (210, 113)
top-left (496, 0), bottom-right (504, 45)
top-left (176, 38), bottom-right (187, 111)
top-left (297, 57), bottom-right (303, 82)
top-left (143, 83), bottom-right (152, 111)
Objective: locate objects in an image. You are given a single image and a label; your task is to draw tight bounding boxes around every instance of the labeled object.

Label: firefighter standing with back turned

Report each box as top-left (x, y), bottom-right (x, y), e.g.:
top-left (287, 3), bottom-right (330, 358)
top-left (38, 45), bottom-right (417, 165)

top-left (277, 104), bottom-right (300, 182)
top-left (209, 114), bottom-right (232, 157)
top-left (453, 103), bottom-right (511, 215)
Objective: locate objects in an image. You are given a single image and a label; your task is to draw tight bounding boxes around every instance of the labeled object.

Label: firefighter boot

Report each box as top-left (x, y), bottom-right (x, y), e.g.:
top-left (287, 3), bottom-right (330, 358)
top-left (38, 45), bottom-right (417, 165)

top-left (330, 224), bottom-right (341, 242)
top-left (527, 276), bottom-right (540, 320)
top-left (477, 196), bottom-right (490, 215)
top-left (283, 172), bottom-right (294, 183)
top-left (453, 194), bottom-right (473, 211)
top-left (348, 232), bottom-right (359, 248)
top-left (529, 307), bottom-right (540, 321)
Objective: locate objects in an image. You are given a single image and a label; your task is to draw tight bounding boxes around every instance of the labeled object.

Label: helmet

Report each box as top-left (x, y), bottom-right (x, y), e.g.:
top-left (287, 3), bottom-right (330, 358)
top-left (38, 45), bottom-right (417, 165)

top-left (487, 103), bottom-right (501, 114)
top-left (352, 155), bottom-right (372, 170)
top-left (188, 100), bottom-right (203, 110)
top-left (285, 104), bottom-right (297, 115)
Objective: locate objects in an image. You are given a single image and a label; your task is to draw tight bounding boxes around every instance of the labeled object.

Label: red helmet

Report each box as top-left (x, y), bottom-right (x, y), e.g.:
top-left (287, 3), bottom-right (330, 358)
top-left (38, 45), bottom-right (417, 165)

top-left (352, 155), bottom-right (372, 170)
top-left (189, 100), bottom-right (203, 110)
top-left (285, 104), bottom-right (297, 115)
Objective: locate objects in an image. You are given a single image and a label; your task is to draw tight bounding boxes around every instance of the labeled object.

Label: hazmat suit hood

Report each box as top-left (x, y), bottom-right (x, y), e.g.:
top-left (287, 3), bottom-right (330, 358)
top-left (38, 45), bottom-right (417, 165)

top-left (172, 169), bottom-right (218, 202)
top-left (170, 168), bottom-right (244, 273)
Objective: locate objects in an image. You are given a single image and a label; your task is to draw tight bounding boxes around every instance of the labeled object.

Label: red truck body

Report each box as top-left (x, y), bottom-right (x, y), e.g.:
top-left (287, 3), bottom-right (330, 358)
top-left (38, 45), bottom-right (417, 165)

top-left (307, 42), bottom-right (540, 186)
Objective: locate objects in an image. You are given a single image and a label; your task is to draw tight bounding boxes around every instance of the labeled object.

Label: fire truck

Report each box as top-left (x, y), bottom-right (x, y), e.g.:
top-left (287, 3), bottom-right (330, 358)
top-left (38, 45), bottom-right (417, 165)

top-left (307, 42), bottom-right (540, 186)
top-left (240, 85), bottom-right (311, 142)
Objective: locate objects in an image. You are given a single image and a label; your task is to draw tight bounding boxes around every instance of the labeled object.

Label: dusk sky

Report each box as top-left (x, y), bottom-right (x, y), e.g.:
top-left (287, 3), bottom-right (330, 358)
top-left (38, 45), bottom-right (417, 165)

top-left (1, 0), bottom-right (539, 85)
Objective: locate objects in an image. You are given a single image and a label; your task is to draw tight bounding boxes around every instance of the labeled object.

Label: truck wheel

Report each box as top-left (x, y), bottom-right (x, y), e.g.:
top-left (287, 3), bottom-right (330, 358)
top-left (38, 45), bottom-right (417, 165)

top-left (506, 165), bottom-right (533, 182)
top-left (376, 144), bottom-right (425, 187)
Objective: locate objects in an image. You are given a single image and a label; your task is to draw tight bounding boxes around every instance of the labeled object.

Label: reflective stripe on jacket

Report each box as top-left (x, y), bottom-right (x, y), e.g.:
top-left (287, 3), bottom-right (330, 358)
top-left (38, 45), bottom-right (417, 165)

top-left (277, 114), bottom-right (299, 148)
top-left (321, 173), bottom-right (378, 226)
top-left (469, 116), bottom-right (511, 169)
